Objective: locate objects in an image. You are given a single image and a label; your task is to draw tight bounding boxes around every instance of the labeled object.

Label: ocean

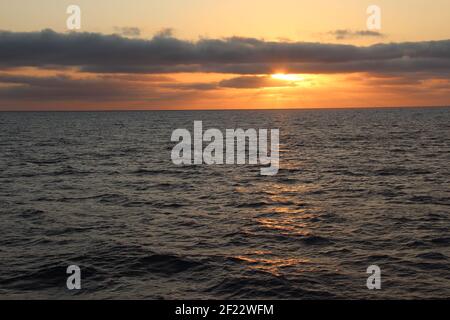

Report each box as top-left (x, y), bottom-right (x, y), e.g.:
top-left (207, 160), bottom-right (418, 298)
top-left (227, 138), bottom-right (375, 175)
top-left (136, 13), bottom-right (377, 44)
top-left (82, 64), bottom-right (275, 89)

top-left (0, 107), bottom-right (449, 299)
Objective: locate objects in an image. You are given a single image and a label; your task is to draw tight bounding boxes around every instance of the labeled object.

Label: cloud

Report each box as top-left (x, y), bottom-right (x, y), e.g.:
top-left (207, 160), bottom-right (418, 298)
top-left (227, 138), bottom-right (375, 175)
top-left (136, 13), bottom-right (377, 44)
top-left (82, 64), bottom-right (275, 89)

top-left (219, 76), bottom-right (296, 89)
top-left (0, 73), bottom-right (148, 101)
top-left (98, 74), bottom-right (173, 82)
top-left (0, 72), bottom-right (226, 107)
top-left (330, 29), bottom-right (385, 40)
top-left (113, 27), bottom-right (141, 37)
top-left (0, 29), bottom-right (449, 77)
top-left (154, 28), bottom-right (174, 38)
top-left (158, 75), bottom-right (299, 91)
top-left (162, 82), bottom-right (218, 91)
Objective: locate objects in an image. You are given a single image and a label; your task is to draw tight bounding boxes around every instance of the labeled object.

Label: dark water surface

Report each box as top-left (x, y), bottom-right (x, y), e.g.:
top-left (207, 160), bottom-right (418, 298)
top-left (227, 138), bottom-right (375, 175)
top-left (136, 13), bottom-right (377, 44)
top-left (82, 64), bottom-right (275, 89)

top-left (1, 108), bottom-right (449, 299)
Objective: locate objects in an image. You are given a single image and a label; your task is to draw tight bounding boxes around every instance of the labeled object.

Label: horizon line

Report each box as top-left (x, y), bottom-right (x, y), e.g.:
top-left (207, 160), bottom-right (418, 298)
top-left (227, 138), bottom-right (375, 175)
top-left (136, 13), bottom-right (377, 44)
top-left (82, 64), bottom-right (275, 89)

top-left (0, 105), bottom-right (449, 112)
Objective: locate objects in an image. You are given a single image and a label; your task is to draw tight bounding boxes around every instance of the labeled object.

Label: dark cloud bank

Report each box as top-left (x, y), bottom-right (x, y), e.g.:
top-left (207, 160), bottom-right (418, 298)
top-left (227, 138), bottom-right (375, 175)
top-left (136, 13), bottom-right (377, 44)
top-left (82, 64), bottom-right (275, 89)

top-left (113, 27), bottom-right (141, 37)
top-left (0, 29), bottom-right (449, 75)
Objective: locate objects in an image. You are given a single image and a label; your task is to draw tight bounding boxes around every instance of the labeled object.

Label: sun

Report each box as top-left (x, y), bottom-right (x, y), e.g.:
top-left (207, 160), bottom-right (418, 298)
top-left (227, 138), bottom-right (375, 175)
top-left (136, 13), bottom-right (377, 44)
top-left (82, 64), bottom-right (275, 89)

top-left (271, 73), bottom-right (305, 82)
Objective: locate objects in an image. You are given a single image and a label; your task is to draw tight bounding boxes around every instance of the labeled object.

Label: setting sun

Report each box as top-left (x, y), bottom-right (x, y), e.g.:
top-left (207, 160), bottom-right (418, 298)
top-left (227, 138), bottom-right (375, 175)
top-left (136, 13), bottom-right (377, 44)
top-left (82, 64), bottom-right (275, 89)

top-left (271, 73), bottom-right (305, 82)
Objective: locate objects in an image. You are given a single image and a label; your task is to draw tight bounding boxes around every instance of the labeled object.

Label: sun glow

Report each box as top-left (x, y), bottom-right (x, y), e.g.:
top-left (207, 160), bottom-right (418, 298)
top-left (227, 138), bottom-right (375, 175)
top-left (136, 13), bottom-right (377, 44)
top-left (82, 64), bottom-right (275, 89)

top-left (271, 73), bottom-right (305, 82)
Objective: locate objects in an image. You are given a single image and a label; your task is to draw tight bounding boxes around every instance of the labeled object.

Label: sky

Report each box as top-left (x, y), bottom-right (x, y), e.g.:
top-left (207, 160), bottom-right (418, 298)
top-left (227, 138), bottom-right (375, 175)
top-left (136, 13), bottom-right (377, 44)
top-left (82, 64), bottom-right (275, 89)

top-left (0, 0), bottom-right (449, 110)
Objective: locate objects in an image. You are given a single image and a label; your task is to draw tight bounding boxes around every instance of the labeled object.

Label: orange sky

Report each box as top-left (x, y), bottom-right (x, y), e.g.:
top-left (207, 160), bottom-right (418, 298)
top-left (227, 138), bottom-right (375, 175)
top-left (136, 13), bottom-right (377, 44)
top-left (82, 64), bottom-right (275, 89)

top-left (0, 0), bottom-right (449, 110)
